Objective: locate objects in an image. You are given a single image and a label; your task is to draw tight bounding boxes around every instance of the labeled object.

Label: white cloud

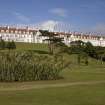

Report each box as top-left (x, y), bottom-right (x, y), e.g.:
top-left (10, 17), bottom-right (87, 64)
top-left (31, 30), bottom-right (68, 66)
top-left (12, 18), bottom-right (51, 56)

top-left (37, 20), bottom-right (73, 32)
top-left (13, 12), bottom-right (30, 23)
top-left (39, 20), bottom-right (59, 31)
top-left (38, 21), bottom-right (105, 35)
top-left (49, 8), bottom-right (68, 17)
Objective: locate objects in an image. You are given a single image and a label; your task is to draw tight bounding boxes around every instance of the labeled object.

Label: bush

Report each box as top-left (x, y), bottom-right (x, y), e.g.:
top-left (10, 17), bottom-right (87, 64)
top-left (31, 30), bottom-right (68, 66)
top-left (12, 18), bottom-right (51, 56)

top-left (0, 52), bottom-right (63, 82)
top-left (6, 41), bottom-right (16, 50)
top-left (0, 39), bottom-right (5, 50)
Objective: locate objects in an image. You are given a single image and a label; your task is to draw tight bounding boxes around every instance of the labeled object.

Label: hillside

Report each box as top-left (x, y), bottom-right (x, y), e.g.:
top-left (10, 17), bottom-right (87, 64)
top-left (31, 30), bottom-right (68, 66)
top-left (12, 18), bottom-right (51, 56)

top-left (0, 43), bottom-right (105, 105)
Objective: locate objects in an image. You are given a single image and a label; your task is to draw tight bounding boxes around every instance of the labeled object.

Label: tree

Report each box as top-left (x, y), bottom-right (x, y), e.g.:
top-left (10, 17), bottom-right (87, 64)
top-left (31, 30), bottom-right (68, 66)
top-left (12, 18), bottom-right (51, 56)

top-left (85, 42), bottom-right (95, 57)
top-left (39, 30), bottom-right (52, 54)
top-left (11, 40), bottom-right (16, 49)
top-left (95, 48), bottom-right (105, 64)
top-left (6, 41), bottom-right (16, 50)
top-left (70, 40), bottom-right (85, 54)
top-left (77, 52), bottom-right (89, 65)
top-left (39, 30), bottom-right (64, 54)
top-left (0, 39), bottom-right (5, 50)
top-left (6, 41), bottom-right (12, 50)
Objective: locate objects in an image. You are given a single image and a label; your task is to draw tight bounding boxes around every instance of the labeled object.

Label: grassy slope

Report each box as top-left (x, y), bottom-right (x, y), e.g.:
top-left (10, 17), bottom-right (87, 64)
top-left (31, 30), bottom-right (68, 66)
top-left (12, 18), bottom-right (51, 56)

top-left (0, 42), bottom-right (105, 105)
top-left (1, 42), bottom-right (105, 82)
top-left (1, 42), bottom-right (105, 83)
top-left (61, 54), bottom-right (105, 82)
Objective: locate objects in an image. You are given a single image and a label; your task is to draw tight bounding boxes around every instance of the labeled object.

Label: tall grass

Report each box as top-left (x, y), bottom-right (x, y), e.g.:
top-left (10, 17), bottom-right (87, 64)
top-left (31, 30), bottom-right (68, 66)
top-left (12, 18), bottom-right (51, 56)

top-left (0, 51), bottom-right (64, 82)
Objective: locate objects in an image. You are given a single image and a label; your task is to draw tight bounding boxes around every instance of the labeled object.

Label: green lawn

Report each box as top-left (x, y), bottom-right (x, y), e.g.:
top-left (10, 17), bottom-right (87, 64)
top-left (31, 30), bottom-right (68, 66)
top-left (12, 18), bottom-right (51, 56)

top-left (59, 54), bottom-right (105, 82)
top-left (0, 83), bottom-right (105, 105)
top-left (0, 43), bottom-right (105, 105)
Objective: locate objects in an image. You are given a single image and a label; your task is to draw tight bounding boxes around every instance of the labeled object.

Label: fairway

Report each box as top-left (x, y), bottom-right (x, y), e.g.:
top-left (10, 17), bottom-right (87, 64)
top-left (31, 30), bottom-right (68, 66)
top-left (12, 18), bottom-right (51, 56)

top-left (0, 83), bottom-right (105, 105)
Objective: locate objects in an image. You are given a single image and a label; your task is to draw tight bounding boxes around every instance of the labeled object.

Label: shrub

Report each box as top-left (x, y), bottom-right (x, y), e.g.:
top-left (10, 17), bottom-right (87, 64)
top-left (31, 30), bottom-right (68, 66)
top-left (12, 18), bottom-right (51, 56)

top-left (0, 52), bottom-right (63, 82)
top-left (0, 39), bottom-right (5, 50)
top-left (6, 41), bottom-right (16, 50)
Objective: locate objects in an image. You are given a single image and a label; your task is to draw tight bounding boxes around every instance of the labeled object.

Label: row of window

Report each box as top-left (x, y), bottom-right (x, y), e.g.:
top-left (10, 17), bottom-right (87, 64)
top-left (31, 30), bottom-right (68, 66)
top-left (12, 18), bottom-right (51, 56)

top-left (0, 30), bottom-right (34, 34)
top-left (64, 36), bottom-right (103, 40)
top-left (0, 34), bottom-right (33, 38)
top-left (2, 37), bottom-right (34, 43)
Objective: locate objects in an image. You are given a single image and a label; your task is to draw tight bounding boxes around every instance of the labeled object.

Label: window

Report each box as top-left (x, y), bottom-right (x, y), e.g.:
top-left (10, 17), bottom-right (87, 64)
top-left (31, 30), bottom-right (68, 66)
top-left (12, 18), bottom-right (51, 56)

top-left (27, 32), bottom-right (29, 34)
top-left (19, 31), bottom-right (21, 34)
top-left (15, 31), bottom-right (17, 34)
top-left (6, 30), bottom-right (9, 33)
top-left (1, 30), bottom-right (4, 33)
top-left (11, 30), bottom-right (13, 33)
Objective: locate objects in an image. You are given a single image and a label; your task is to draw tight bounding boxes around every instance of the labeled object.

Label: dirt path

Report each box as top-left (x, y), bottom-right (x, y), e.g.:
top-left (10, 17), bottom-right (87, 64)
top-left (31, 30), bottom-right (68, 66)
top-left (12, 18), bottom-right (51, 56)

top-left (0, 80), bottom-right (105, 91)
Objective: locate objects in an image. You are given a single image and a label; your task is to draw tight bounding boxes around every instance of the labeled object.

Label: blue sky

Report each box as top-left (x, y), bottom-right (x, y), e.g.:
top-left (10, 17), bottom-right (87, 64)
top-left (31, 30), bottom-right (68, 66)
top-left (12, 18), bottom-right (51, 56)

top-left (0, 0), bottom-right (105, 33)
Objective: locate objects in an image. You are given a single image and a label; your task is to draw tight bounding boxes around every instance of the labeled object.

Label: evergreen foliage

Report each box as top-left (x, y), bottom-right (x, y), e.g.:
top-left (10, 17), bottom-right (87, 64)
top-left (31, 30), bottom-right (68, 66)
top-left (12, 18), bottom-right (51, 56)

top-left (39, 30), bottom-right (64, 54)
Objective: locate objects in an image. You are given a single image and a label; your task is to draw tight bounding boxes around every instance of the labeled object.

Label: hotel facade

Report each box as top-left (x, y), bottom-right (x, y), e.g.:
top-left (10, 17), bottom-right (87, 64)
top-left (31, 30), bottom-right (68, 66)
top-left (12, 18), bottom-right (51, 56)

top-left (0, 25), bottom-right (105, 47)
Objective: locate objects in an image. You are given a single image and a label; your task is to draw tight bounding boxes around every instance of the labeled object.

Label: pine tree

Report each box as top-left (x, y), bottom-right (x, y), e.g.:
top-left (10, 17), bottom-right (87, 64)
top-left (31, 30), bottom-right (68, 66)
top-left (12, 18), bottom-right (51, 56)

top-left (85, 42), bottom-right (95, 57)
top-left (39, 30), bottom-right (63, 54)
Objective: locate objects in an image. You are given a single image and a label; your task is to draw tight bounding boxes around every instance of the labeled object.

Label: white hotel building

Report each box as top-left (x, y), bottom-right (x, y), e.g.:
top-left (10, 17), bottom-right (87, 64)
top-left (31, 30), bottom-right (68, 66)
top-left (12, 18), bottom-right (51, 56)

top-left (0, 25), bottom-right (105, 47)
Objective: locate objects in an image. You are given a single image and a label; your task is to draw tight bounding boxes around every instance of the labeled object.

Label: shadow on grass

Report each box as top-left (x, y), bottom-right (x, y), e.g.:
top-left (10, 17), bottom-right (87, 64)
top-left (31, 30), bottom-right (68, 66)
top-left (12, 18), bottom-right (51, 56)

top-left (28, 50), bottom-right (49, 54)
